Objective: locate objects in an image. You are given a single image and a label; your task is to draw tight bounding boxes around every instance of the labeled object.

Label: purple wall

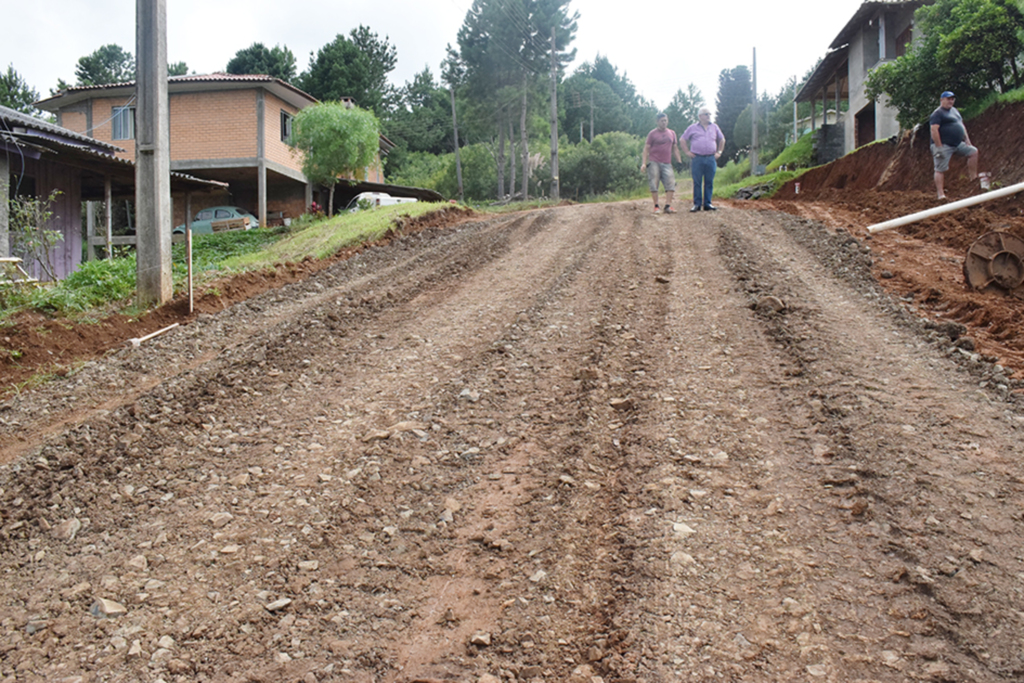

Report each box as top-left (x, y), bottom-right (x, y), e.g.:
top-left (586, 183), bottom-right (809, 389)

top-left (14, 158), bottom-right (82, 281)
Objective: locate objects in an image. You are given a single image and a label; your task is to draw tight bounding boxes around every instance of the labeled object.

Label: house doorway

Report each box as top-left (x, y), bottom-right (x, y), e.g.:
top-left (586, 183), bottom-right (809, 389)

top-left (855, 104), bottom-right (876, 148)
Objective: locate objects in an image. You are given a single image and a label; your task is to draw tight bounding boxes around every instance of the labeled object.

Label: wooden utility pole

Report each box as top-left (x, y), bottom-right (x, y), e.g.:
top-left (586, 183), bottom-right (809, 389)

top-left (751, 47), bottom-right (759, 176)
top-left (135, 0), bottom-right (172, 305)
top-left (449, 85), bottom-right (464, 202)
top-left (549, 27), bottom-right (559, 201)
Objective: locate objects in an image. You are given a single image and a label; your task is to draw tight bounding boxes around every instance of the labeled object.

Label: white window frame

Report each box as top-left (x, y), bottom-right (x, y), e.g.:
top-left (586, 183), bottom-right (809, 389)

top-left (112, 105), bottom-right (135, 140)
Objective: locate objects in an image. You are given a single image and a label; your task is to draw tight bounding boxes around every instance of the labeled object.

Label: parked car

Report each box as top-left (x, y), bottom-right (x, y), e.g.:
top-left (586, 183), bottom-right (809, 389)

top-left (173, 206), bottom-right (259, 234)
top-left (344, 192), bottom-right (418, 213)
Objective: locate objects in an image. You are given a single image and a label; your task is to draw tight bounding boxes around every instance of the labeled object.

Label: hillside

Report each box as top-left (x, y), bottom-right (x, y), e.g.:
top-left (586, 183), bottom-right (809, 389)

top-left (760, 100), bottom-right (1024, 377)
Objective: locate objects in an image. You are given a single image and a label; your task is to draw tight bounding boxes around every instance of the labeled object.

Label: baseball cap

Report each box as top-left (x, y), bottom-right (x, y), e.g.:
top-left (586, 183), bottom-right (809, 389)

top-left (941, 91), bottom-right (956, 98)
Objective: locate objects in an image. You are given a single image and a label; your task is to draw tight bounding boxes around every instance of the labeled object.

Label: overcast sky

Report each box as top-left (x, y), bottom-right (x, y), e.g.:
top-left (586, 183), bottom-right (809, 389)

top-left (5, 0), bottom-right (868, 121)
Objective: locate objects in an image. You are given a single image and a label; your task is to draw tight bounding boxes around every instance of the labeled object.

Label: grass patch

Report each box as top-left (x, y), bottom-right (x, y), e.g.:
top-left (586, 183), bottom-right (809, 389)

top-left (223, 202), bottom-right (452, 268)
top-left (766, 132), bottom-right (815, 172)
top-left (714, 168), bottom-right (806, 200)
top-left (962, 84), bottom-right (1024, 120)
top-left (1, 202), bottom-right (459, 323)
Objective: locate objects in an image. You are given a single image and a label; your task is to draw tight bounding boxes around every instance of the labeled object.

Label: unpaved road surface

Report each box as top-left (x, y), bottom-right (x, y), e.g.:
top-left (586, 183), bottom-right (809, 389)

top-left (2, 202), bottom-right (1023, 683)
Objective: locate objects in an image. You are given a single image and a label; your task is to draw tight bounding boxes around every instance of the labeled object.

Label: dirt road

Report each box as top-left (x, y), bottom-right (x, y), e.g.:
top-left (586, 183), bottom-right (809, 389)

top-left (2, 202), bottom-right (1023, 683)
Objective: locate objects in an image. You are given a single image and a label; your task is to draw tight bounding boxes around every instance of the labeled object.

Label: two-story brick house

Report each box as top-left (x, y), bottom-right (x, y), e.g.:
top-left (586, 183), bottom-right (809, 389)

top-left (35, 73), bottom-right (388, 228)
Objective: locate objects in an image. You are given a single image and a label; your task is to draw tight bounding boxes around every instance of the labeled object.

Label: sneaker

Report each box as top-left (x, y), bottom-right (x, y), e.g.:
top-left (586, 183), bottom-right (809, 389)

top-left (690, 206), bottom-right (701, 213)
top-left (664, 205), bottom-right (677, 214)
top-left (653, 205), bottom-right (661, 214)
top-left (703, 204), bottom-right (718, 211)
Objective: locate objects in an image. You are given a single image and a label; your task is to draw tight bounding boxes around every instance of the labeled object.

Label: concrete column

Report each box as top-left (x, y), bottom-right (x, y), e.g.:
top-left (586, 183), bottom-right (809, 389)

top-left (0, 154), bottom-right (8, 258)
top-left (135, 0), bottom-right (173, 305)
top-left (257, 90), bottom-right (267, 229)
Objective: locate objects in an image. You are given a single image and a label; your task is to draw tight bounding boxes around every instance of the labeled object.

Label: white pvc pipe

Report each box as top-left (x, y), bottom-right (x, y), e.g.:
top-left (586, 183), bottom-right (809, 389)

top-left (128, 323), bottom-right (180, 348)
top-left (867, 180), bottom-right (1024, 233)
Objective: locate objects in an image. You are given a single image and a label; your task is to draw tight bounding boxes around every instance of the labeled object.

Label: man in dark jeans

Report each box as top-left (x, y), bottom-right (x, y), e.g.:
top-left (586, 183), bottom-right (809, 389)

top-left (929, 91), bottom-right (979, 200)
top-left (680, 107), bottom-right (726, 212)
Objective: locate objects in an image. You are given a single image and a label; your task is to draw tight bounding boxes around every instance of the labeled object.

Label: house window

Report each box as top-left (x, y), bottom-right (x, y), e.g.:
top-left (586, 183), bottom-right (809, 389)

top-left (895, 26), bottom-right (913, 58)
top-left (281, 110), bottom-right (293, 142)
top-left (111, 106), bottom-right (135, 140)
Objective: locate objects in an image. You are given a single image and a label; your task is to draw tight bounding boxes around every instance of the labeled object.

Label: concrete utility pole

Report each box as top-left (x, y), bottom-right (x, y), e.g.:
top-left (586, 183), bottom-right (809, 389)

top-left (589, 89), bottom-right (594, 143)
top-left (135, 0), bottom-right (172, 306)
top-left (0, 155), bottom-right (8, 258)
top-left (751, 47), bottom-right (759, 176)
top-left (549, 27), bottom-right (559, 201)
top-left (793, 79), bottom-right (799, 144)
top-left (449, 85), bottom-right (464, 202)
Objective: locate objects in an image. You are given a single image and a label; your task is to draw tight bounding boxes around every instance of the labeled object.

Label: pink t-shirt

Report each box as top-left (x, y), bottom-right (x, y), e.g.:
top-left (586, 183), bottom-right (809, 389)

top-left (645, 127), bottom-right (677, 164)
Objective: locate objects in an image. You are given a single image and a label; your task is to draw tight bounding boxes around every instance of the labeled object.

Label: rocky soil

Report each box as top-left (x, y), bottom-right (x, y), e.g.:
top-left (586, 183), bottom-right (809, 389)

top-left (2, 200), bottom-right (1024, 683)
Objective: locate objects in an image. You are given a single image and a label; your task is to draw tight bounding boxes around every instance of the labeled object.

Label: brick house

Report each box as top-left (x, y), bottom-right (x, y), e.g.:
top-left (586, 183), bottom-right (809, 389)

top-left (35, 73), bottom-right (391, 228)
top-left (795, 0), bottom-right (933, 163)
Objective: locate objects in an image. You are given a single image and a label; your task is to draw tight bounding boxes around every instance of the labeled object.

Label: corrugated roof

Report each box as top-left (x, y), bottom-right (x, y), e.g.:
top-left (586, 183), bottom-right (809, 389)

top-left (829, 0), bottom-right (932, 50)
top-left (0, 104), bottom-right (123, 153)
top-left (2, 104), bottom-right (225, 196)
top-left (35, 73), bottom-right (320, 111)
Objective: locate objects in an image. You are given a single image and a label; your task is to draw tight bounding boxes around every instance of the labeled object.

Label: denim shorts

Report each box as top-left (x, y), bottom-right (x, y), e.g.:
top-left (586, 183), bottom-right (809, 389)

top-left (647, 161), bottom-right (676, 193)
top-left (931, 141), bottom-right (977, 173)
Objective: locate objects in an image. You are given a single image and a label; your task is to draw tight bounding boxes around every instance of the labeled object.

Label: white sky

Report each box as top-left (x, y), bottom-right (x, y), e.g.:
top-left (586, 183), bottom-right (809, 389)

top-left (5, 0), bottom-right (868, 118)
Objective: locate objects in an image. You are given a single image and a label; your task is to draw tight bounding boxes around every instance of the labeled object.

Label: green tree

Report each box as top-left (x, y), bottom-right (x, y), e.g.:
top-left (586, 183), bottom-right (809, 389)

top-left (867, 0), bottom-right (1024, 128)
top-left (714, 65), bottom-right (751, 166)
top-left (168, 62), bottom-right (189, 77)
top-left (664, 84), bottom-right (704, 131)
top-left (456, 0), bottom-right (578, 199)
top-left (227, 43), bottom-right (297, 82)
top-left (561, 72), bottom-right (633, 140)
top-left (388, 67), bottom-right (451, 155)
top-left (75, 44), bottom-right (135, 86)
top-left (288, 102), bottom-right (380, 216)
top-left (298, 27), bottom-right (397, 115)
top-left (0, 65), bottom-right (40, 114)
top-left (732, 91), bottom-right (773, 153)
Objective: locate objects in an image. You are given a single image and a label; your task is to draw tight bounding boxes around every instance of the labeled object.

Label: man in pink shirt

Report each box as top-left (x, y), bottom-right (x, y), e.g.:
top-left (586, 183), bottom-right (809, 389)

top-left (641, 113), bottom-right (682, 214)
top-left (680, 107), bottom-right (726, 212)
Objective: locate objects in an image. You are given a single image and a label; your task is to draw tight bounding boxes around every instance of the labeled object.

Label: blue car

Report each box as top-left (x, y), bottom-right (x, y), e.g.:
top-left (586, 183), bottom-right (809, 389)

top-left (173, 206), bottom-right (259, 234)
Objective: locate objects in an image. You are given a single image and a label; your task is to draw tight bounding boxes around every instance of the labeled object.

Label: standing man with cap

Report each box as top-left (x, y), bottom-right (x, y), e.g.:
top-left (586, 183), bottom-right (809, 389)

top-left (929, 91), bottom-right (979, 200)
top-left (641, 113), bottom-right (682, 214)
top-left (680, 107), bottom-right (726, 212)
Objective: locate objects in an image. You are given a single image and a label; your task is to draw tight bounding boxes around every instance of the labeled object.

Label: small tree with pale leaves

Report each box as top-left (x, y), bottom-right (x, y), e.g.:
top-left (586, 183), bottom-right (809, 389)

top-left (289, 103), bottom-right (380, 216)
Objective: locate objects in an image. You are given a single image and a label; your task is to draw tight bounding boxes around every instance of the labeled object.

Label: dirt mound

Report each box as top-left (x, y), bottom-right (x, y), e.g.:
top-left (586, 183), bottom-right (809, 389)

top-left (774, 137), bottom-right (899, 199)
top-left (0, 206), bottom-right (476, 394)
top-left (778, 100), bottom-right (1024, 201)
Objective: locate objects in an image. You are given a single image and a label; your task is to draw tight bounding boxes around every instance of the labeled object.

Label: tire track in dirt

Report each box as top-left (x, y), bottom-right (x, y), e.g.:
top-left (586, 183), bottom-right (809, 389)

top-left (2, 202), bottom-right (1024, 683)
top-left (705, 210), bottom-right (1024, 681)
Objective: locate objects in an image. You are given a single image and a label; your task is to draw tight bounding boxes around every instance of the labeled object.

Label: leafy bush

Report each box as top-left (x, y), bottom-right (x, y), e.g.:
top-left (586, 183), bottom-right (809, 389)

top-left (559, 132), bottom-right (645, 200)
top-left (714, 157), bottom-right (752, 188)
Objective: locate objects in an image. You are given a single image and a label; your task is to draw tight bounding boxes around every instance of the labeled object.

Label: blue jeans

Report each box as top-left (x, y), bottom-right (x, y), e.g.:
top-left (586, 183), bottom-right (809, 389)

top-left (691, 155), bottom-right (717, 208)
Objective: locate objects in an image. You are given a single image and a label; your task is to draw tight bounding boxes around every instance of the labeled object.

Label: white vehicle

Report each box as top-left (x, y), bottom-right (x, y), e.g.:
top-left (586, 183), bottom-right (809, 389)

top-left (345, 192), bottom-right (418, 212)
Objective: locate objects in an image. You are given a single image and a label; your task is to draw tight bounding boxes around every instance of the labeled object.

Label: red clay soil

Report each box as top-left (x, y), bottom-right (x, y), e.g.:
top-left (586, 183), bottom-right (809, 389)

top-left (762, 100), bottom-right (1024, 380)
top-left (0, 206), bottom-right (477, 394)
